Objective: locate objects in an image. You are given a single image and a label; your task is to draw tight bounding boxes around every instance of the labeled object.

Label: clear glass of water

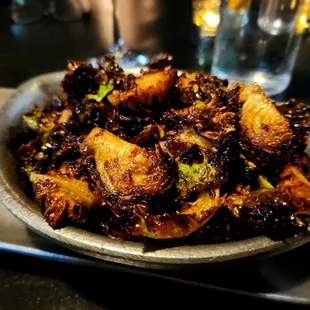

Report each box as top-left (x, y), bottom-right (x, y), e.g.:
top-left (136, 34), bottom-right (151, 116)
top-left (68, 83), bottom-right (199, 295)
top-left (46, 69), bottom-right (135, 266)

top-left (211, 0), bottom-right (309, 96)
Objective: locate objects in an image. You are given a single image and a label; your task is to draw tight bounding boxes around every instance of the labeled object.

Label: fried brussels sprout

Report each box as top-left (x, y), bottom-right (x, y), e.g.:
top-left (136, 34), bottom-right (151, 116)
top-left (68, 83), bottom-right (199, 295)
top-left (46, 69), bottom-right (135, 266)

top-left (277, 99), bottom-right (310, 155)
top-left (85, 127), bottom-right (172, 199)
top-left (225, 186), bottom-right (299, 232)
top-left (160, 126), bottom-right (217, 199)
top-left (61, 61), bottom-right (104, 99)
top-left (132, 189), bottom-right (220, 239)
top-left (30, 172), bottom-right (104, 228)
top-left (16, 106), bottom-right (74, 177)
top-left (22, 106), bottom-right (72, 135)
top-left (237, 83), bottom-right (293, 162)
top-left (277, 165), bottom-right (310, 211)
top-left (160, 126), bottom-right (212, 156)
top-left (176, 72), bottom-right (198, 105)
top-left (162, 93), bottom-right (236, 140)
top-left (84, 80), bottom-right (114, 103)
top-left (22, 107), bottom-right (43, 132)
top-left (175, 157), bottom-right (217, 199)
top-left (107, 69), bottom-right (177, 112)
top-left (176, 72), bottom-right (228, 105)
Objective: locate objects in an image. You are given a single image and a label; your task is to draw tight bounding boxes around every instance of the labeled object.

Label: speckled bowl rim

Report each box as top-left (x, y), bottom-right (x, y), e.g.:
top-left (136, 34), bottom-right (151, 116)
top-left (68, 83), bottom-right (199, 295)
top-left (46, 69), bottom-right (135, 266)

top-left (0, 68), bottom-right (309, 269)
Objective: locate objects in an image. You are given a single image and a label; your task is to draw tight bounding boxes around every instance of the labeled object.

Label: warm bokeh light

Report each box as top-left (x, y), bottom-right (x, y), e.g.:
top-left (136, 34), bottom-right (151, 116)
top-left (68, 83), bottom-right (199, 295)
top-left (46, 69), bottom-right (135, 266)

top-left (193, 0), bottom-right (221, 37)
top-left (228, 0), bottom-right (251, 11)
top-left (203, 11), bottom-right (220, 28)
top-left (295, 0), bottom-right (310, 33)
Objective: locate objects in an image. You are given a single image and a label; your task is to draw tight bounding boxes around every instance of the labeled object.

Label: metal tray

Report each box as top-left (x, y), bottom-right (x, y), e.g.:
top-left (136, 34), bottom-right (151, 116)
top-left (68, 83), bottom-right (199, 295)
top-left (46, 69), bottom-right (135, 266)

top-left (0, 71), bottom-right (309, 269)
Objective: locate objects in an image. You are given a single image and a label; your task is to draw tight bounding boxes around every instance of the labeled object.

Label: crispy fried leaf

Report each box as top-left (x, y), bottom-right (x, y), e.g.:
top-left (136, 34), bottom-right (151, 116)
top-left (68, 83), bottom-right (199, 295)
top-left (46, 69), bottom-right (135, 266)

top-left (258, 175), bottom-right (274, 189)
top-left (22, 107), bottom-right (43, 132)
top-left (84, 80), bottom-right (114, 102)
top-left (225, 186), bottom-right (299, 231)
top-left (160, 126), bottom-right (216, 199)
top-left (85, 127), bottom-right (172, 199)
top-left (237, 83), bottom-right (293, 156)
top-left (107, 70), bottom-right (177, 111)
top-left (277, 165), bottom-right (310, 213)
top-left (130, 124), bottom-right (165, 147)
top-left (176, 156), bottom-right (216, 200)
top-left (30, 173), bottom-right (103, 228)
top-left (132, 189), bottom-right (220, 239)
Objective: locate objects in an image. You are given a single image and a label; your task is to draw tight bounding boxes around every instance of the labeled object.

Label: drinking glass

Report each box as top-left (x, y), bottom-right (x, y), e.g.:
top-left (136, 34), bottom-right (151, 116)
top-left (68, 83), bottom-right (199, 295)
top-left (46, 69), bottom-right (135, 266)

top-left (89, 0), bottom-right (149, 67)
top-left (211, 0), bottom-right (309, 96)
top-left (11, 0), bottom-right (44, 24)
top-left (50, 0), bottom-right (85, 22)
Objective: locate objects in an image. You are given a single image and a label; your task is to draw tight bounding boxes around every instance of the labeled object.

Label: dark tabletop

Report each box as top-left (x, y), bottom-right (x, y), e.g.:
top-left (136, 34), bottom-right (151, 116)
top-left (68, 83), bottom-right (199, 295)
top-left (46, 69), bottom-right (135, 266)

top-left (0, 1), bottom-right (310, 309)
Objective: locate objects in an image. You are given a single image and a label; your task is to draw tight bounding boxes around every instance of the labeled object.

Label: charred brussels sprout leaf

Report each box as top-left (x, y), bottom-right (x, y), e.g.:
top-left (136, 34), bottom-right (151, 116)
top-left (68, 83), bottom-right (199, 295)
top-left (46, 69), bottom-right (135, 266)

top-left (130, 124), bottom-right (165, 147)
top-left (132, 189), bottom-right (220, 239)
top-left (277, 165), bottom-right (310, 212)
top-left (30, 173), bottom-right (104, 228)
top-left (61, 61), bottom-right (104, 99)
top-left (171, 126), bottom-right (212, 150)
top-left (277, 99), bottom-right (310, 154)
top-left (84, 80), bottom-right (114, 102)
top-left (176, 72), bottom-right (228, 105)
top-left (159, 126), bottom-right (216, 199)
top-left (258, 175), bottom-right (274, 189)
top-left (107, 70), bottom-right (177, 112)
top-left (225, 187), bottom-right (300, 232)
top-left (22, 107), bottom-right (43, 132)
top-left (176, 156), bottom-right (216, 200)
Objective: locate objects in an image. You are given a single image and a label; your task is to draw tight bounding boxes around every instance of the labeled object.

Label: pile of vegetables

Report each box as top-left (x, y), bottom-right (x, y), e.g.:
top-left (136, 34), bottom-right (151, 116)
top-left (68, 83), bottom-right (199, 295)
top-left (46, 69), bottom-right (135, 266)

top-left (12, 54), bottom-right (310, 244)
